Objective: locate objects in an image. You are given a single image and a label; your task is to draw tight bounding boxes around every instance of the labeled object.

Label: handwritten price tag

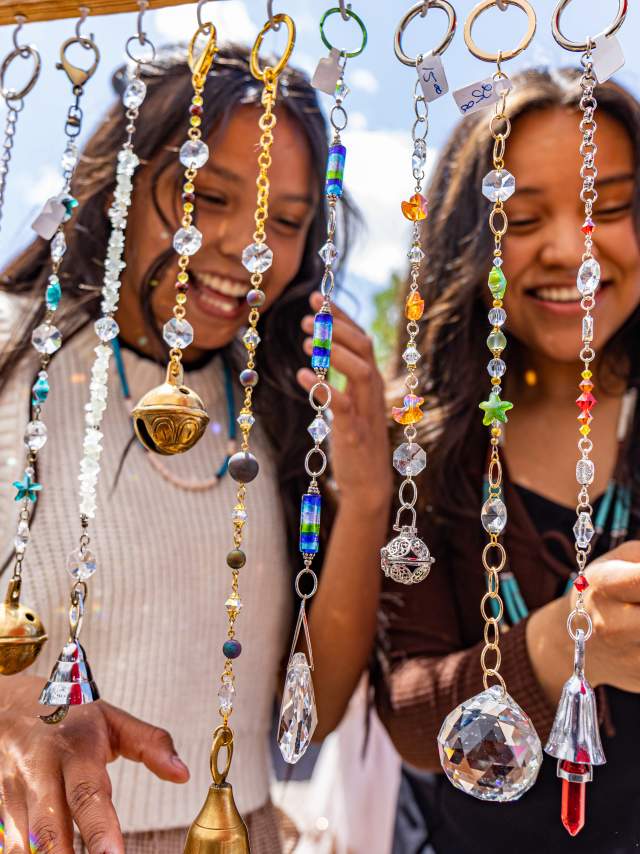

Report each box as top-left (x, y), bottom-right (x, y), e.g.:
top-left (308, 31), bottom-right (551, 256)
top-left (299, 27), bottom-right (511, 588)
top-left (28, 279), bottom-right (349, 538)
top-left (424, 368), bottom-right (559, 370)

top-left (417, 54), bottom-right (449, 103)
top-left (311, 48), bottom-right (342, 95)
top-left (592, 34), bottom-right (625, 84)
top-left (452, 77), bottom-right (513, 117)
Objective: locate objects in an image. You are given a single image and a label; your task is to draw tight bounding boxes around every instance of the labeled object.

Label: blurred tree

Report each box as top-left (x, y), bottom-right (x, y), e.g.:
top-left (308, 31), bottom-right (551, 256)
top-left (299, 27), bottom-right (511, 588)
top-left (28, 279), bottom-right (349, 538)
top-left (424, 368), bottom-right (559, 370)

top-left (370, 271), bottom-right (403, 373)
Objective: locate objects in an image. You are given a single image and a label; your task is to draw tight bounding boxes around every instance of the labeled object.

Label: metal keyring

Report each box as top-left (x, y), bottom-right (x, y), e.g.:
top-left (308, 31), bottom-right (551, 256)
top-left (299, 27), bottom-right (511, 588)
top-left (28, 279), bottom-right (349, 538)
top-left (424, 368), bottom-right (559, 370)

top-left (320, 7), bottom-right (368, 59)
top-left (464, 0), bottom-right (536, 63)
top-left (250, 13), bottom-right (296, 81)
top-left (552, 0), bottom-right (627, 52)
top-left (125, 35), bottom-right (157, 65)
top-left (0, 45), bottom-right (41, 101)
top-left (394, 0), bottom-right (457, 67)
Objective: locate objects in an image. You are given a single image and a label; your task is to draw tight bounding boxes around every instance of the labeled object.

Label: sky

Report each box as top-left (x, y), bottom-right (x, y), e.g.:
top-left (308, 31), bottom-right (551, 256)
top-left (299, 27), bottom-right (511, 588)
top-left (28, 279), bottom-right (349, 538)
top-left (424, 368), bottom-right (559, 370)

top-left (0, 0), bottom-right (638, 328)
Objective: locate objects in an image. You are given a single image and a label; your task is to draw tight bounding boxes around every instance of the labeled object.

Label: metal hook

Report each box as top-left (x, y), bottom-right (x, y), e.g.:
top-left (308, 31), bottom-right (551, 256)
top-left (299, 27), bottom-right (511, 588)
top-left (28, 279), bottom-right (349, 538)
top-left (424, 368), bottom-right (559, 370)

top-left (266, 0), bottom-right (281, 31)
top-left (496, 0), bottom-right (508, 10)
top-left (420, 1), bottom-right (428, 18)
top-left (137, 0), bottom-right (149, 45)
top-left (75, 6), bottom-right (95, 44)
top-left (197, 0), bottom-right (229, 28)
top-left (12, 15), bottom-right (27, 52)
top-left (339, 0), bottom-right (350, 22)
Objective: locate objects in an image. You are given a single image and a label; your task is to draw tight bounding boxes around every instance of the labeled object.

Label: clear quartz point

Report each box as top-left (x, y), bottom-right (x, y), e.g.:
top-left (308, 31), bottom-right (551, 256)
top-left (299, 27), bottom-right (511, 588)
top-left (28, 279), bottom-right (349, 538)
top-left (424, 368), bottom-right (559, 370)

top-left (278, 652), bottom-right (318, 765)
top-left (577, 259), bottom-right (600, 295)
top-left (481, 497), bottom-right (507, 534)
top-left (242, 242), bottom-right (273, 274)
top-left (438, 685), bottom-right (543, 802)
top-left (393, 442), bottom-right (426, 476)
top-left (482, 169), bottom-right (516, 203)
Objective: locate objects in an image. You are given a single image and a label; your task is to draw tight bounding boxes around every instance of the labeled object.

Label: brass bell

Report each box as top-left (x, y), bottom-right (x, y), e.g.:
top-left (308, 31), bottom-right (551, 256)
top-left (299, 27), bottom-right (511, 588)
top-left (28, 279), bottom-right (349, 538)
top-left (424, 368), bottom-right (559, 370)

top-left (131, 361), bottom-right (209, 455)
top-left (0, 577), bottom-right (47, 675)
top-left (183, 726), bottom-right (250, 854)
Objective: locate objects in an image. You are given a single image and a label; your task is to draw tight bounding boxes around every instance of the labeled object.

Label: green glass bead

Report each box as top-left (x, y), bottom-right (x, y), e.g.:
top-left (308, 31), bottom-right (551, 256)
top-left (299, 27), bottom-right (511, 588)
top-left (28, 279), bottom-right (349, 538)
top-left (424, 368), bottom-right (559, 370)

top-left (487, 331), bottom-right (507, 353)
top-left (488, 266), bottom-right (507, 300)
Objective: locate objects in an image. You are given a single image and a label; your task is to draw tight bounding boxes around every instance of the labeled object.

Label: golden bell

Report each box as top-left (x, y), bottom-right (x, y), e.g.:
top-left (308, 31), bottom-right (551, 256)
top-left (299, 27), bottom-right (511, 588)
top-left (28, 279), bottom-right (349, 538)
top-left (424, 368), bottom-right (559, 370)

top-left (184, 726), bottom-right (250, 854)
top-left (131, 361), bottom-right (209, 455)
top-left (0, 577), bottom-right (47, 675)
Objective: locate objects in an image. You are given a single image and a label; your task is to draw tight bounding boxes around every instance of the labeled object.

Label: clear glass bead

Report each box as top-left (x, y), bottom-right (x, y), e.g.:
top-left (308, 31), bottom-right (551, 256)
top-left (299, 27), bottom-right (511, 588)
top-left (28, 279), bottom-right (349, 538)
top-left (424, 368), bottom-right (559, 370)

top-left (278, 652), bottom-right (318, 765)
top-left (173, 226), bottom-right (202, 256)
top-left (576, 459), bottom-right (595, 486)
top-left (237, 412), bottom-right (255, 430)
top-left (32, 323), bottom-right (62, 355)
top-left (95, 317), bottom-right (119, 342)
top-left (482, 169), bottom-right (516, 203)
top-left (14, 519), bottom-right (29, 553)
top-left (318, 241), bottom-right (339, 265)
top-left (402, 345), bottom-right (421, 366)
top-left (582, 315), bottom-right (594, 343)
top-left (481, 497), bottom-right (507, 534)
top-left (393, 442), bottom-right (427, 477)
top-left (488, 307), bottom-right (507, 327)
top-left (225, 595), bottom-right (243, 618)
top-left (577, 258), bottom-right (600, 295)
top-left (407, 245), bottom-right (425, 264)
top-left (242, 242), bottom-right (273, 274)
top-left (61, 143), bottom-right (79, 172)
top-left (123, 77), bottom-right (147, 109)
top-left (50, 232), bottom-right (67, 263)
top-left (493, 256), bottom-right (503, 267)
top-left (308, 416), bottom-right (331, 444)
top-left (232, 506), bottom-right (248, 523)
top-left (163, 317), bottom-right (194, 349)
top-left (242, 328), bottom-right (260, 349)
top-left (487, 358), bottom-right (506, 378)
top-left (24, 420), bottom-right (48, 451)
top-left (487, 331), bottom-right (507, 353)
top-left (335, 79), bottom-right (350, 101)
top-left (67, 547), bottom-right (97, 581)
top-left (412, 138), bottom-right (427, 172)
top-left (218, 678), bottom-right (235, 714)
top-left (118, 147), bottom-right (140, 174)
top-left (438, 685), bottom-right (542, 802)
top-left (179, 139), bottom-right (209, 169)
top-left (573, 511), bottom-right (595, 548)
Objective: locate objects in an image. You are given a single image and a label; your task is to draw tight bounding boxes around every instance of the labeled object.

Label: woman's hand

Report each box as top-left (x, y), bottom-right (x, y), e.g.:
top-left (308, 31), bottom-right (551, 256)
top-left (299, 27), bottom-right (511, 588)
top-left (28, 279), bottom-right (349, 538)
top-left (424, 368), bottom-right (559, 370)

top-left (527, 540), bottom-right (640, 703)
top-left (298, 292), bottom-right (392, 514)
top-left (0, 674), bottom-right (189, 853)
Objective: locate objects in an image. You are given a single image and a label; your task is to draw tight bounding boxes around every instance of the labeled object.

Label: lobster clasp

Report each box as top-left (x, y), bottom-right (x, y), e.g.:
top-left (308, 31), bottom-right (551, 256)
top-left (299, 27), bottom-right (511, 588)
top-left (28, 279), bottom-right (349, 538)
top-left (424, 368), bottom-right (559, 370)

top-left (188, 23), bottom-right (218, 91)
top-left (57, 36), bottom-right (101, 89)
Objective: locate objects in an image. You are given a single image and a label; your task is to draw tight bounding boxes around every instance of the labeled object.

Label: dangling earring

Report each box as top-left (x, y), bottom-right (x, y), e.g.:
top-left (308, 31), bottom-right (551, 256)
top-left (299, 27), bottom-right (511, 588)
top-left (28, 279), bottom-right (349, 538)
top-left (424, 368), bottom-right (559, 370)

top-left (545, 1), bottom-right (628, 834)
top-left (0, 12), bottom-right (99, 679)
top-left (381, 1), bottom-right (457, 585)
top-left (437, 0), bottom-right (543, 803)
top-left (38, 5), bottom-right (153, 724)
top-left (183, 9), bottom-right (295, 852)
top-left (131, 15), bottom-right (218, 455)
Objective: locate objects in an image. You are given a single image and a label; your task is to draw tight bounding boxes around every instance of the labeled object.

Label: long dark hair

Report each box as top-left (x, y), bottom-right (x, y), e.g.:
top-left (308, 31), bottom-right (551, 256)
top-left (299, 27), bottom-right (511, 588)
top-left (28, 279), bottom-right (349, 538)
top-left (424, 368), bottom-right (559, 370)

top-left (0, 44), bottom-right (356, 579)
top-left (396, 68), bottom-right (640, 528)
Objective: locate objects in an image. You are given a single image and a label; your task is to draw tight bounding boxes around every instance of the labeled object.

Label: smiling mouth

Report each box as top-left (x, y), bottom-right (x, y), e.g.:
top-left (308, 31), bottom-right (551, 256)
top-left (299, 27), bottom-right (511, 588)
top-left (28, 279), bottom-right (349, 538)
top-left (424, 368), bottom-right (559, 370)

top-left (190, 271), bottom-right (248, 318)
top-left (526, 280), bottom-right (612, 303)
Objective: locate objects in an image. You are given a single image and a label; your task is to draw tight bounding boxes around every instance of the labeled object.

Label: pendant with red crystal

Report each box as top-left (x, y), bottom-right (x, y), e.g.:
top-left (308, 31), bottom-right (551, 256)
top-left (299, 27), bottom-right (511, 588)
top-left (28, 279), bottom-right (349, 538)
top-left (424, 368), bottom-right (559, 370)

top-left (559, 760), bottom-right (591, 836)
top-left (576, 391), bottom-right (597, 412)
top-left (581, 218), bottom-right (595, 235)
top-left (574, 574), bottom-right (589, 592)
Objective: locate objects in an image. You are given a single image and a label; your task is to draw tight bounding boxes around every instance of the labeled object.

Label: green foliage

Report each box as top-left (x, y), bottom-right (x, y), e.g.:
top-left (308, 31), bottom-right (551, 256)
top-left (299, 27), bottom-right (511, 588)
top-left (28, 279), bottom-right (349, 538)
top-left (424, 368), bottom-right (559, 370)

top-left (370, 271), bottom-right (403, 371)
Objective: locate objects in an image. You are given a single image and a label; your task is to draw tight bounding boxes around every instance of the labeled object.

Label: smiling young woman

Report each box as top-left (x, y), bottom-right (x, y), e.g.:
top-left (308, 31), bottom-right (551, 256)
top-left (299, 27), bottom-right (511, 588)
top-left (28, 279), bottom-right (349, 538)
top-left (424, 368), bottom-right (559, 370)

top-left (0, 46), bottom-right (391, 854)
top-left (375, 68), bottom-right (640, 853)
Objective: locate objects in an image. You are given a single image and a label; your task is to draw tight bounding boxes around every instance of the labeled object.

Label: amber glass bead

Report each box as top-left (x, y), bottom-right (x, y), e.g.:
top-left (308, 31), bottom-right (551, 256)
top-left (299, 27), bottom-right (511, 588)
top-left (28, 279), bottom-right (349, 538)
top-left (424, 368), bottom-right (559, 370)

top-left (405, 291), bottom-right (425, 321)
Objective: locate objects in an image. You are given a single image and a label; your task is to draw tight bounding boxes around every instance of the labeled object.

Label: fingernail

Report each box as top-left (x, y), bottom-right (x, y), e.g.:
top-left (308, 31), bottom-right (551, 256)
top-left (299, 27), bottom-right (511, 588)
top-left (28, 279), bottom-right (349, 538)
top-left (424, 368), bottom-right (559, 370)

top-left (171, 754), bottom-right (189, 774)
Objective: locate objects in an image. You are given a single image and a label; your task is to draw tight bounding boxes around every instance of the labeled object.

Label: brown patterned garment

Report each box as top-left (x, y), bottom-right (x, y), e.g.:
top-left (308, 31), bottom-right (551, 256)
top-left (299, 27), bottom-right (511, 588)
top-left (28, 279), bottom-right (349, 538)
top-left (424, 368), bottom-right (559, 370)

top-left (73, 800), bottom-right (283, 853)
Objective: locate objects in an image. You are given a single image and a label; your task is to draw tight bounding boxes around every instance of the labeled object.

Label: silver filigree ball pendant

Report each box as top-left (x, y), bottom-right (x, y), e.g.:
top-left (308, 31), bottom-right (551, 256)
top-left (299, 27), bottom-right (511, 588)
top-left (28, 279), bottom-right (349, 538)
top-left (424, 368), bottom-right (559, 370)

top-left (381, 524), bottom-right (434, 585)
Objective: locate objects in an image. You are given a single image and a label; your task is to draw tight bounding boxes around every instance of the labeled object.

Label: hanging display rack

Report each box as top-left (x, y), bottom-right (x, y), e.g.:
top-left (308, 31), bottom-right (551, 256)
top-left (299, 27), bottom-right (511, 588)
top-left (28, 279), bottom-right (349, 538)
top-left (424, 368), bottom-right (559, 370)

top-left (0, 1), bottom-right (190, 27)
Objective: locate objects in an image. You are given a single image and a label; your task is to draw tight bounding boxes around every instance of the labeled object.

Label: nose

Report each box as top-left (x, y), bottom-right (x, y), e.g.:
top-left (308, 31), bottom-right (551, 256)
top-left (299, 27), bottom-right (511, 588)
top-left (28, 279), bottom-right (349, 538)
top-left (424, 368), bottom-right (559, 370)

top-left (209, 210), bottom-right (254, 262)
top-left (539, 213), bottom-right (587, 270)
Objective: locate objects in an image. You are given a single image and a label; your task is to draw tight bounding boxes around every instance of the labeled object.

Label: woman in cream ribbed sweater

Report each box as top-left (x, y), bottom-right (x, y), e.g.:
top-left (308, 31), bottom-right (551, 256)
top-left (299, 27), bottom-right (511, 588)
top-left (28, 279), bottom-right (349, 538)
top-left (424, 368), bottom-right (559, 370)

top-left (0, 47), bottom-right (391, 853)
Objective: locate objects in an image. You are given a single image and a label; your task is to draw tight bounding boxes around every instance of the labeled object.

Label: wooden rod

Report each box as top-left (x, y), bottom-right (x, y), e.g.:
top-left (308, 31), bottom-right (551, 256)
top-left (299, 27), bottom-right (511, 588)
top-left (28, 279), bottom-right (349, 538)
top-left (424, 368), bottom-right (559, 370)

top-left (0, 0), bottom-right (192, 26)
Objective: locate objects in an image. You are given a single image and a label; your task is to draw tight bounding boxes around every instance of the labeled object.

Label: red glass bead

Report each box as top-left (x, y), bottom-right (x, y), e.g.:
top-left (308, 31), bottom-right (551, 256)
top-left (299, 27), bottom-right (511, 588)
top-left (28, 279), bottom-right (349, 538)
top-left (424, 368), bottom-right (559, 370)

top-left (182, 192), bottom-right (195, 204)
top-left (581, 218), bottom-right (595, 235)
top-left (189, 104), bottom-right (203, 117)
top-left (574, 575), bottom-right (589, 592)
top-left (560, 760), bottom-right (589, 837)
top-left (175, 282), bottom-right (189, 292)
top-left (576, 392), bottom-right (597, 412)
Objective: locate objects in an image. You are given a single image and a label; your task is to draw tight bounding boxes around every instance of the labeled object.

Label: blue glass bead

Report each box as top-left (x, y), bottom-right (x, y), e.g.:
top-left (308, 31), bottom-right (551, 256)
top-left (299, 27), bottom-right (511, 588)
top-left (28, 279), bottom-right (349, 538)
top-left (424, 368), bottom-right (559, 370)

top-left (46, 277), bottom-right (62, 311)
top-left (300, 493), bottom-right (321, 554)
top-left (325, 143), bottom-right (346, 197)
top-left (31, 371), bottom-right (50, 406)
top-left (311, 312), bottom-right (333, 372)
top-left (223, 639), bottom-right (242, 659)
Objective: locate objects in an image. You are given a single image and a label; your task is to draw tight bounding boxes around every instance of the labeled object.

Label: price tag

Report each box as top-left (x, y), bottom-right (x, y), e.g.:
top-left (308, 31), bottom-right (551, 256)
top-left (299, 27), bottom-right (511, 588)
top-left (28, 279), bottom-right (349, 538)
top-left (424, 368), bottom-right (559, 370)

top-left (417, 53), bottom-right (449, 103)
top-left (311, 48), bottom-right (342, 95)
top-left (591, 33), bottom-right (625, 84)
top-left (452, 76), bottom-right (513, 117)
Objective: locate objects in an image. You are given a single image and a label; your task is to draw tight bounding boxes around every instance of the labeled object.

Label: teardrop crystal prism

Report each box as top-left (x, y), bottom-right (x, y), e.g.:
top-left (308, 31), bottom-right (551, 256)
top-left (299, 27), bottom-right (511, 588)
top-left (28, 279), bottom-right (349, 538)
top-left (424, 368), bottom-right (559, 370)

top-left (278, 652), bottom-right (318, 765)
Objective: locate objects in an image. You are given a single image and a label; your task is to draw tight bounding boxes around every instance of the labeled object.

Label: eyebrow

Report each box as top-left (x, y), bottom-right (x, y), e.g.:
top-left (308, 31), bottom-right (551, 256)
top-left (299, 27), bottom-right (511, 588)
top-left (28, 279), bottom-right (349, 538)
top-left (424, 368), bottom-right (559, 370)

top-left (516, 173), bottom-right (635, 195)
top-left (205, 162), bottom-right (315, 206)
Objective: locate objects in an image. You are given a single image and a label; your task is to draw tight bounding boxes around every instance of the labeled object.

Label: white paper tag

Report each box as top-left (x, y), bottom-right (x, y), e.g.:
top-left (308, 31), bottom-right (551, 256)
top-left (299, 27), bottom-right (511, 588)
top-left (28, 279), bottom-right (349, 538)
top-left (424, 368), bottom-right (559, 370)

top-left (452, 76), bottom-right (513, 116)
top-left (417, 54), bottom-right (449, 102)
top-left (311, 48), bottom-right (342, 95)
top-left (591, 33), bottom-right (625, 84)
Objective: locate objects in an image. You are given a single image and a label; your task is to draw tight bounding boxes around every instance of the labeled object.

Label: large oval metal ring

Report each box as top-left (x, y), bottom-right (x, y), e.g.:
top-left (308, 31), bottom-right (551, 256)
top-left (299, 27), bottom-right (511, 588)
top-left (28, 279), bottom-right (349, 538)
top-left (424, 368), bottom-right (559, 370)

top-left (394, 0), bottom-right (457, 67)
top-left (464, 0), bottom-right (536, 63)
top-left (250, 13), bottom-right (296, 81)
top-left (1, 45), bottom-right (40, 101)
top-left (552, 0), bottom-right (627, 52)
top-left (210, 725), bottom-right (233, 784)
top-left (320, 6), bottom-right (368, 58)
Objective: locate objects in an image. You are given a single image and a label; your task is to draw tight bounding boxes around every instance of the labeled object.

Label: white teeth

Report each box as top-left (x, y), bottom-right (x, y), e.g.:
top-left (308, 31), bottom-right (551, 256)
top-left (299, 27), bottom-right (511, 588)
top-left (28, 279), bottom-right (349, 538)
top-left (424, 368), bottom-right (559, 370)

top-left (198, 272), bottom-right (247, 298)
top-left (533, 286), bottom-right (581, 303)
top-left (197, 289), bottom-right (236, 315)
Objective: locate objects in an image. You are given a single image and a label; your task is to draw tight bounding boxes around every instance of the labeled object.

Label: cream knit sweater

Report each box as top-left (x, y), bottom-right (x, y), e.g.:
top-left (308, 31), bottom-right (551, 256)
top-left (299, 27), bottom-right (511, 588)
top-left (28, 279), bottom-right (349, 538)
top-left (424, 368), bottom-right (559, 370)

top-left (0, 295), bottom-right (291, 832)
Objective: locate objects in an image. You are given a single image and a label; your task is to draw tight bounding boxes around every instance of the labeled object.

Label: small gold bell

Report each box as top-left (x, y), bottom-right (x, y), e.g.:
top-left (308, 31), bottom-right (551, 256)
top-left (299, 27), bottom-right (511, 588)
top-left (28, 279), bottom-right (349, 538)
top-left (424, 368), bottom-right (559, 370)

top-left (0, 577), bottom-right (47, 675)
top-left (131, 361), bottom-right (209, 455)
top-left (183, 726), bottom-right (250, 854)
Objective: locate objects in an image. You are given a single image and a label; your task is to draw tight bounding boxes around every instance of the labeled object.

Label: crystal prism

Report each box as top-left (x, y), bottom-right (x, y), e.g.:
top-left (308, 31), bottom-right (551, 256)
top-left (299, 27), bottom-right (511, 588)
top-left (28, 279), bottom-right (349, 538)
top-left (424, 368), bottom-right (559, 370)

top-left (582, 315), bottom-right (594, 342)
top-left (67, 547), bottom-right (97, 581)
top-left (335, 79), bottom-right (350, 101)
top-left (123, 77), bottom-right (147, 109)
top-left (51, 231), bottom-right (67, 263)
top-left (278, 652), bottom-right (318, 765)
top-left (173, 226), bottom-right (202, 256)
top-left (482, 169), bottom-right (516, 202)
top-left (573, 511), bottom-right (595, 549)
top-left (242, 242), bottom-right (273, 274)
top-left (393, 442), bottom-right (427, 476)
top-left (179, 139), bottom-right (209, 169)
top-left (576, 459), bottom-right (595, 486)
top-left (24, 420), bottom-right (48, 451)
top-left (218, 678), bottom-right (235, 714)
top-left (402, 345), bottom-right (421, 366)
top-left (95, 317), bottom-right (119, 342)
top-left (438, 685), bottom-right (542, 802)
top-left (407, 245), bottom-right (425, 264)
top-left (308, 415), bottom-right (330, 444)
top-left (163, 317), bottom-right (194, 349)
top-left (32, 323), bottom-right (62, 354)
top-left (577, 259), bottom-right (600, 295)
top-left (318, 241), bottom-right (339, 265)
top-left (481, 497), bottom-right (507, 534)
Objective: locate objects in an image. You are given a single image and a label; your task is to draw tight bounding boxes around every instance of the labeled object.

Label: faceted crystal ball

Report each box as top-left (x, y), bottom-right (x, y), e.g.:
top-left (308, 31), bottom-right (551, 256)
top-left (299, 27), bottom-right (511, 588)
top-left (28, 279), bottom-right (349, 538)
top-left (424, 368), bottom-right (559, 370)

top-left (438, 685), bottom-right (542, 802)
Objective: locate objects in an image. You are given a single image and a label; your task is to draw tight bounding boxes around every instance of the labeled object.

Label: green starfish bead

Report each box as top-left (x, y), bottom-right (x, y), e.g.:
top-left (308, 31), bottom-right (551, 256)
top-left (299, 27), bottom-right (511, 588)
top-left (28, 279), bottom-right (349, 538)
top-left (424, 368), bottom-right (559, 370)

top-left (479, 392), bottom-right (513, 426)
